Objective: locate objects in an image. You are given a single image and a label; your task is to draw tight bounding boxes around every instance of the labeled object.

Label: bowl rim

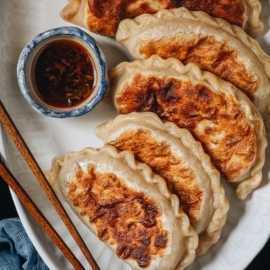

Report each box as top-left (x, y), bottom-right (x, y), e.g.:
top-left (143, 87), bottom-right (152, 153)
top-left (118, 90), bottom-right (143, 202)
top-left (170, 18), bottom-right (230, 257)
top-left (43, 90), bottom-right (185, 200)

top-left (17, 26), bottom-right (108, 118)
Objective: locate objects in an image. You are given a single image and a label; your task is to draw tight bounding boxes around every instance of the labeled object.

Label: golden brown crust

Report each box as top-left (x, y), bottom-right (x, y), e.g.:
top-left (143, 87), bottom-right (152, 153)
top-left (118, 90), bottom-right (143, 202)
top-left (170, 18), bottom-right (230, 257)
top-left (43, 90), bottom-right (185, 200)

top-left (115, 8), bottom-right (270, 130)
top-left (45, 145), bottom-right (199, 269)
top-left (108, 128), bottom-right (203, 224)
top-left (115, 74), bottom-right (256, 181)
top-left (140, 35), bottom-right (258, 100)
top-left (95, 112), bottom-right (229, 255)
top-left (68, 165), bottom-right (167, 268)
top-left (109, 56), bottom-right (267, 199)
top-left (174, 0), bottom-right (246, 27)
top-left (60, 0), bottom-right (263, 37)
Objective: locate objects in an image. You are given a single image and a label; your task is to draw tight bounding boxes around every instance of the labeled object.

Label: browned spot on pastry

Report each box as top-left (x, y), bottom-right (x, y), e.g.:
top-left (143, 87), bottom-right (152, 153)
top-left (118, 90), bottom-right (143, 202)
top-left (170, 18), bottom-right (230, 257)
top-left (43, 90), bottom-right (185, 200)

top-left (86, 0), bottom-right (245, 36)
top-left (67, 165), bottom-right (167, 268)
top-left (175, 0), bottom-right (245, 27)
top-left (139, 36), bottom-right (258, 99)
top-left (108, 128), bottom-right (203, 224)
top-left (115, 75), bottom-right (256, 180)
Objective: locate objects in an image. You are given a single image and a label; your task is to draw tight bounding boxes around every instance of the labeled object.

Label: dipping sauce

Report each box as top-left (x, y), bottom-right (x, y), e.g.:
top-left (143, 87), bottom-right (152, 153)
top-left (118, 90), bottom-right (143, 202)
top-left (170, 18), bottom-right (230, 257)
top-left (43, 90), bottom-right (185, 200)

top-left (34, 39), bottom-right (95, 108)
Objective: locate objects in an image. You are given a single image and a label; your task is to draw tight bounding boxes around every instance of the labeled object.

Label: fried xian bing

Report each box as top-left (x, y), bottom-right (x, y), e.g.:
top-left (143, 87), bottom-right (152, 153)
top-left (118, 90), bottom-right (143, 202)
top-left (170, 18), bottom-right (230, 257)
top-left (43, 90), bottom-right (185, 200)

top-left (45, 146), bottom-right (198, 270)
top-left (116, 8), bottom-right (270, 129)
top-left (60, 0), bottom-right (263, 37)
top-left (109, 56), bottom-right (267, 200)
top-left (96, 112), bottom-right (229, 255)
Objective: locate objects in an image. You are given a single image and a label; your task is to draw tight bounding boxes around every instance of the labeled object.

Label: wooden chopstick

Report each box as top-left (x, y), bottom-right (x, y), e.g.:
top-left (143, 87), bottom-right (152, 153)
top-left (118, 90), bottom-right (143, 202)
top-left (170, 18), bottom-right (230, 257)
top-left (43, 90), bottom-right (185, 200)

top-left (0, 100), bottom-right (100, 270)
top-left (0, 160), bottom-right (84, 270)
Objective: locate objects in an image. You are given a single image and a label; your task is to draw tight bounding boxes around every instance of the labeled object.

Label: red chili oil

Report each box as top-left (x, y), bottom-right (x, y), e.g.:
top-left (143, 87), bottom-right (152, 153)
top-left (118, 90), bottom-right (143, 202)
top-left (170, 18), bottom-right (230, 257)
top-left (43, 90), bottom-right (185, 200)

top-left (34, 39), bottom-right (95, 108)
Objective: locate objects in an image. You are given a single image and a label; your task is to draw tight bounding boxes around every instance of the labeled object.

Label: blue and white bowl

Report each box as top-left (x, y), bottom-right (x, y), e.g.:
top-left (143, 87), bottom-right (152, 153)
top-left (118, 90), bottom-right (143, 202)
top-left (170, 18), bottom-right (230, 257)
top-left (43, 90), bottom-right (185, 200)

top-left (17, 27), bottom-right (108, 118)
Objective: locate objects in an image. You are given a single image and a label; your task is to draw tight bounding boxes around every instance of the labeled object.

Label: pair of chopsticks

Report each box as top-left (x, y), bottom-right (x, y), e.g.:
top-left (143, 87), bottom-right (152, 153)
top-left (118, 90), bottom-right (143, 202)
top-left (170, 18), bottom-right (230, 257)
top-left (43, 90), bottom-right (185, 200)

top-left (0, 100), bottom-right (100, 270)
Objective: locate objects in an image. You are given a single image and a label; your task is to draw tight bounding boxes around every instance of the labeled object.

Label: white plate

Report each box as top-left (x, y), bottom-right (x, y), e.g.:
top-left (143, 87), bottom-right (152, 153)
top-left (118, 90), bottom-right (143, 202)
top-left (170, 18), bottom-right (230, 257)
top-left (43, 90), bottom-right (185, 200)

top-left (0, 1), bottom-right (270, 269)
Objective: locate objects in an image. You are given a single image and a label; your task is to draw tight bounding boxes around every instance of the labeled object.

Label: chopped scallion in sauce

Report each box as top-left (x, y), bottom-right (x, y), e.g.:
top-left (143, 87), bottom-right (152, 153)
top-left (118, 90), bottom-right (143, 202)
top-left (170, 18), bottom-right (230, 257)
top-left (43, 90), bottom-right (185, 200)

top-left (34, 39), bottom-right (95, 108)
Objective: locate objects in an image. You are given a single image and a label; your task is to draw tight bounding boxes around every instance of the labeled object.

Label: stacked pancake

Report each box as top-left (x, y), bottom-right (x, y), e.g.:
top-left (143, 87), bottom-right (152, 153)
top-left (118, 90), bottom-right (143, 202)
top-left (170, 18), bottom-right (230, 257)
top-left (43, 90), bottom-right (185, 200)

top-left (50, 1), bottom-right (269, 269)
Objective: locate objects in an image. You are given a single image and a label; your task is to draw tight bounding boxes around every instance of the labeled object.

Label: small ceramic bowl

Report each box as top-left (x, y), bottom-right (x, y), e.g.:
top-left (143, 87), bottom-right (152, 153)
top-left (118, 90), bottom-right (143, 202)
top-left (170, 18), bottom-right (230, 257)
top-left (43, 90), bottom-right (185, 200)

top-left (17, 27), bottom-right (108, 118)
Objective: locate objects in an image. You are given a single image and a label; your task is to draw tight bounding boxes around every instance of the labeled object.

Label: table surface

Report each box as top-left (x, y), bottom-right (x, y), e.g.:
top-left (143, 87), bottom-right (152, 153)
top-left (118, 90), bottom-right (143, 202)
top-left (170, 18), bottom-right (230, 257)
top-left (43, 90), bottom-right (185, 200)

top-left (0, 177), bottom-right (269, 270)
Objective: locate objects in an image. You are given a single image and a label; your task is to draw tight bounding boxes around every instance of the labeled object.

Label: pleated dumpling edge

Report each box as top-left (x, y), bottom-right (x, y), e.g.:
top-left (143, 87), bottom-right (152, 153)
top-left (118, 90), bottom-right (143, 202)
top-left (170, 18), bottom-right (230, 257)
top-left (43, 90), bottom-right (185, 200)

top-left (45, 145), bottom-right (198, 270)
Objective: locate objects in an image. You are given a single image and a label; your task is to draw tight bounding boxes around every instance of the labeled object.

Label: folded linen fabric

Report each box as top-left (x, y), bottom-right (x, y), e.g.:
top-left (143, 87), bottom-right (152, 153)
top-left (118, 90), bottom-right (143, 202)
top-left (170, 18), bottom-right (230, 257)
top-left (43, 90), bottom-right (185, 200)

top-left (0, 218), bottom-right (48, 270)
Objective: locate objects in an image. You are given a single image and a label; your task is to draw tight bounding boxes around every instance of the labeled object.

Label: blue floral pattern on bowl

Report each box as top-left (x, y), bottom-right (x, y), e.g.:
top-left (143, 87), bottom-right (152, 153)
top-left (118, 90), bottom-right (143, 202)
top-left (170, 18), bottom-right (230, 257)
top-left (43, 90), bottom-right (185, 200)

top-left (17, 27), bottom-right (108, 118)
